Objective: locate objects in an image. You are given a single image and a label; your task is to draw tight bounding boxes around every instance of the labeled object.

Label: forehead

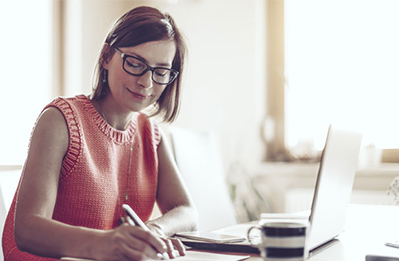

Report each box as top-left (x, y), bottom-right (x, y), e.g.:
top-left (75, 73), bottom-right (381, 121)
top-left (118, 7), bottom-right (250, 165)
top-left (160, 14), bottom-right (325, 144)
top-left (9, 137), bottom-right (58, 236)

top-left (119, 40), bottom-right (176, 66)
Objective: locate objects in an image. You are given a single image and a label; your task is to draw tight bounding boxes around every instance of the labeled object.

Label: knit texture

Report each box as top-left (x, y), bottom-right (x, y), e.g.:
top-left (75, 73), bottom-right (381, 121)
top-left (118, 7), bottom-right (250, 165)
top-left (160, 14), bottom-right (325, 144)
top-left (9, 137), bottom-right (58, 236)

top-left (2, 95), bottom-right (161, 260)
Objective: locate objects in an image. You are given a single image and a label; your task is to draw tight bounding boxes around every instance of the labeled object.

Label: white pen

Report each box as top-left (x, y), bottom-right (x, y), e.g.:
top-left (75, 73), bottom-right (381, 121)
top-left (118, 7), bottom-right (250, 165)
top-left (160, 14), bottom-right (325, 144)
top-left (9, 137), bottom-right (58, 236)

top-left (122, 204), bottom-right (170, 260)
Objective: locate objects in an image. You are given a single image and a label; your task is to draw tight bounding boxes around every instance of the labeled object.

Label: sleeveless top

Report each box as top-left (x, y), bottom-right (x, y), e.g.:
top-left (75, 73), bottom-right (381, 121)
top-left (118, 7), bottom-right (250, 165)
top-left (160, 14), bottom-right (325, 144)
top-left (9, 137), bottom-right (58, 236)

top-left (2, 95), bottom-right (161, 260)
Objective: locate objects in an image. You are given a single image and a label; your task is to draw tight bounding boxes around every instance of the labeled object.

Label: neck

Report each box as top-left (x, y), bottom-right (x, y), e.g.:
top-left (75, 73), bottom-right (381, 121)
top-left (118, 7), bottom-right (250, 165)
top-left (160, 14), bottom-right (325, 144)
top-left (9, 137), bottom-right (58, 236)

top-left (92, 98), bottom-right (134, 131)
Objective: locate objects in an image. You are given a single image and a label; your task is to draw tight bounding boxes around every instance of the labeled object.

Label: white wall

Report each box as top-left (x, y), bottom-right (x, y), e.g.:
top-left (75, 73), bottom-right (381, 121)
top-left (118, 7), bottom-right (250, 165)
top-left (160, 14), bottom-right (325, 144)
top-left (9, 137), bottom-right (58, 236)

top-left (162, 0), bottom-right (267, 171)
top-left (68, 0), bottom-right (267, 173)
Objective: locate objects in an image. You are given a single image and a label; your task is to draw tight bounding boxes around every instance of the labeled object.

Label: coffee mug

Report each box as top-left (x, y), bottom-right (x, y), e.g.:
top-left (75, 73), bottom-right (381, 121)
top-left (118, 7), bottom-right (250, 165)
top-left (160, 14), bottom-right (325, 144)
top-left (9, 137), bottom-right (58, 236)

top-left (247, 221), bottom-right (309, 261)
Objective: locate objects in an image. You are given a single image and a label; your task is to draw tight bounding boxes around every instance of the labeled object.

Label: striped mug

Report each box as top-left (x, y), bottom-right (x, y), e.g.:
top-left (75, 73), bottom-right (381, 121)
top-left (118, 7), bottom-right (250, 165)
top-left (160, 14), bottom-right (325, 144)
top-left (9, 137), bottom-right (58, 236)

top-left (247, 221), bottom-right (309, 261)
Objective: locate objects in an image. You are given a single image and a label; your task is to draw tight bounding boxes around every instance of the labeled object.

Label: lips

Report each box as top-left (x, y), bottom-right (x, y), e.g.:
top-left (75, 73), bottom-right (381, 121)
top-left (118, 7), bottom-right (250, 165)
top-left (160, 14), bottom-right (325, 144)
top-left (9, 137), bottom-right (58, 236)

top-left (126, 88), bottom-right (149, 100)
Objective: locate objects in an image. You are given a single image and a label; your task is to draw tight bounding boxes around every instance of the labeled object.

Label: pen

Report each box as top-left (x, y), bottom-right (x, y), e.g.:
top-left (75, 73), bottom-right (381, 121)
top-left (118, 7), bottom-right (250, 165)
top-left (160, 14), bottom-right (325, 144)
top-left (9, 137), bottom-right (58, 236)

top-left (122, 204), bottom-right (170, 260)
top-left (122, 204), bottom-right (150, 231)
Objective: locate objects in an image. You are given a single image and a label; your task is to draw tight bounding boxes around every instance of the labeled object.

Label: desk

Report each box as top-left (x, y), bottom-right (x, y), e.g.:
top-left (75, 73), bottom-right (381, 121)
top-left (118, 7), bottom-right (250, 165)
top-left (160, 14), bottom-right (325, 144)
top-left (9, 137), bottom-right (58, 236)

top-left (307, 204), bottom-right (399, 261)
top-left (62, 204), bottom-right (399, 261)
top-left (243, 204), bottom-right (399, 261)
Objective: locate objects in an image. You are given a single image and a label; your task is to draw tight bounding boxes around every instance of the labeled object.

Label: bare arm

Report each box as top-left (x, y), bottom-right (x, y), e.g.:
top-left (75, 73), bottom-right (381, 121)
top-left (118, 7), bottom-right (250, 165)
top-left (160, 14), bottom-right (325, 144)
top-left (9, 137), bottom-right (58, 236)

top-left (15, 107), bottom-right (168, 260)
top-left (146, 129), bottom-right (198, 237)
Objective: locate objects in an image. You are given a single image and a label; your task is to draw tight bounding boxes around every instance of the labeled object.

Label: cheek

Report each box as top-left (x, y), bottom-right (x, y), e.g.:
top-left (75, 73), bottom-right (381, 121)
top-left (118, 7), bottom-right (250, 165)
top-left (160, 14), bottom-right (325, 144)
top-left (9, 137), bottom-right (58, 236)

top-left (150, 87), bottom-right (167, 102)
top-left (108, 69), bottom-right (129, 89)
top-left (156, 86), bottom-right (167, 97)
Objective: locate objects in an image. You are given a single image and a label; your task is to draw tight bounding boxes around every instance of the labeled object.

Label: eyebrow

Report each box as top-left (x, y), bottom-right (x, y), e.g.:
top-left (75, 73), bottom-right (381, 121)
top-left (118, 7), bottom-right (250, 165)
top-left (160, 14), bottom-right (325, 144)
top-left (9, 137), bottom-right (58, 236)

top-left (125, 51), bottom-right (172, 68)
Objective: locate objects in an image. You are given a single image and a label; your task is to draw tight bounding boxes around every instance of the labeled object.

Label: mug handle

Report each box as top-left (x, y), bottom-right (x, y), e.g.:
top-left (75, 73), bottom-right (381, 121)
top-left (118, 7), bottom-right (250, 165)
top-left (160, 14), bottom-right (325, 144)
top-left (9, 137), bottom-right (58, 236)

top-left (247, 225), bottom-right (261, 245)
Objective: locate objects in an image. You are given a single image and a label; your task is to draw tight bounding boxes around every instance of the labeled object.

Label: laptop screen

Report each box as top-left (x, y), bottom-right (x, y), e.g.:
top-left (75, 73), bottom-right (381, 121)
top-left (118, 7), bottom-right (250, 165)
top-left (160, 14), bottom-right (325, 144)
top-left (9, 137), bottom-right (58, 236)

top-left (307, 126), bottom-right (362, 251)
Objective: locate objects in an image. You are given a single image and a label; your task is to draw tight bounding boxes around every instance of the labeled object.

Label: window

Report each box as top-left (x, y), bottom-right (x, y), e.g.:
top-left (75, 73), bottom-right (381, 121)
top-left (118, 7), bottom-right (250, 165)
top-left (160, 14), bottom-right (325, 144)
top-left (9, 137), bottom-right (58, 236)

top-left (266, 0), bottom-right (399, 162)
top-left (0, 0), bottom-right (52, 165)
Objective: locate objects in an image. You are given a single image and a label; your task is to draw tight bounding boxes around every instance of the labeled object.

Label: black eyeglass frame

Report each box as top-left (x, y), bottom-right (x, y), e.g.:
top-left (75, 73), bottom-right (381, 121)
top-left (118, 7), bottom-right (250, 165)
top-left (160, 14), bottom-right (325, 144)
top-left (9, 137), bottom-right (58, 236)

top-left (114, 48), bottom-right (179, 85)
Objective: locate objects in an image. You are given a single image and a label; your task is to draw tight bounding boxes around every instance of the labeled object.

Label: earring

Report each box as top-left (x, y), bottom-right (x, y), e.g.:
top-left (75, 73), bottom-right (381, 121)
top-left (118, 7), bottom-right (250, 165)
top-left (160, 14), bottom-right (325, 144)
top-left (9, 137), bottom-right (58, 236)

top-left (102, 70), bottom-right (108, 85)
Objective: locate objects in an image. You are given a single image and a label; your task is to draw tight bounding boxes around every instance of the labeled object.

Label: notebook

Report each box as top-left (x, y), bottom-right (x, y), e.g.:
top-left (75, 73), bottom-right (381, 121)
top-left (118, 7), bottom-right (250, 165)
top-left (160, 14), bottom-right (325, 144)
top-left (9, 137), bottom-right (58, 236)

top-left (178, 125), bottom-right (362, 255)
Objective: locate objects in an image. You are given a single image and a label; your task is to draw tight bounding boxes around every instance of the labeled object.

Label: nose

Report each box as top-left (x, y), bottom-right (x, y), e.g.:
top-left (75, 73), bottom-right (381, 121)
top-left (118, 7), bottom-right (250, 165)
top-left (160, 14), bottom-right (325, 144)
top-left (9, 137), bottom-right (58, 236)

top-left (137, 70), bottom-right (153, 89)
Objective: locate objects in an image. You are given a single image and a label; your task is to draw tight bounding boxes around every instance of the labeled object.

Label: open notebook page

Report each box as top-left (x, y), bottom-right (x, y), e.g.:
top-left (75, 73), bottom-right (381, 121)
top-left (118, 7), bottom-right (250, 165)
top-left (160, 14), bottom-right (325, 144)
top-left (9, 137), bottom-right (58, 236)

top-left (61, 250), bottom-right (250, 261)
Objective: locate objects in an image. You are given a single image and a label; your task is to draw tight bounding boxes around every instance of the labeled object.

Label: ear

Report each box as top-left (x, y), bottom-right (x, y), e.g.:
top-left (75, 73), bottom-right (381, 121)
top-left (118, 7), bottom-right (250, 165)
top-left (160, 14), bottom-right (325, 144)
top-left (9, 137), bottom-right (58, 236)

top-left (102, 59), bottom-right (110, 70)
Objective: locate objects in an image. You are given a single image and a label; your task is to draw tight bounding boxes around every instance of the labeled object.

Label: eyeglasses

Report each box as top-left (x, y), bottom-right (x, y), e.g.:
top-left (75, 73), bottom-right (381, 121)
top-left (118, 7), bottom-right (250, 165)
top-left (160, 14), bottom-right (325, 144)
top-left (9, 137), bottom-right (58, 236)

top-left (114, 48), bottom-right (179, 85)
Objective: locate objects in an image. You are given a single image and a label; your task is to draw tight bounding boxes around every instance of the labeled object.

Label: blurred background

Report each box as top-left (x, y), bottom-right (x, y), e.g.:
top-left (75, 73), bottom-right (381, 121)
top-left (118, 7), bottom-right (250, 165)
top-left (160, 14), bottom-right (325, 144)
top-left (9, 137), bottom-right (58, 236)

top-left (1, 0), bottom-right (399, 221)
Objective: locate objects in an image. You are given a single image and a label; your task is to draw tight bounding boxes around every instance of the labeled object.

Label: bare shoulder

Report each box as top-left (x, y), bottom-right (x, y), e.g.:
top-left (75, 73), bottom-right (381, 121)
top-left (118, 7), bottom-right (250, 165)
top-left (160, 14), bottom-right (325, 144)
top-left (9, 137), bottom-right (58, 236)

top-left (37, 106), bottom-right (68, 131)
top-left (16, 107), bottom-right (69, 221)
top-left (157, 128), bottom-right (172, 156)
top-left (30, 106), bottom-right (69, 158)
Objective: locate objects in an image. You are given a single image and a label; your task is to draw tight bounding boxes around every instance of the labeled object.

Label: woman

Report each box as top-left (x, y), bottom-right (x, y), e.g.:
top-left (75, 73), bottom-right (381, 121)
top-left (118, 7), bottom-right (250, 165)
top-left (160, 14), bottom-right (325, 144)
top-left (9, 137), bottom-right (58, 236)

top-left (2, 6), bottom-right (198, 261)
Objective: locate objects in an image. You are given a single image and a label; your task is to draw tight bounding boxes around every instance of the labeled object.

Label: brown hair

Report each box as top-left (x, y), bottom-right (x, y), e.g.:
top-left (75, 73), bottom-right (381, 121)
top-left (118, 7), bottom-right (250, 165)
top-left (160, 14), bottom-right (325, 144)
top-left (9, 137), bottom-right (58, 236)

top-left (91, 6), bottom-right (186, 123)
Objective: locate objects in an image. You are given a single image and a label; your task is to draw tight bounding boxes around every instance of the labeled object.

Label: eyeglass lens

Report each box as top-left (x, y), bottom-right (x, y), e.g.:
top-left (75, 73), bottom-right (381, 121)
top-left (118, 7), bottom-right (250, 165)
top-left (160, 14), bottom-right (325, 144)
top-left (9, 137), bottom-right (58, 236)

top-left (124, 56), bottom-right (177, 85)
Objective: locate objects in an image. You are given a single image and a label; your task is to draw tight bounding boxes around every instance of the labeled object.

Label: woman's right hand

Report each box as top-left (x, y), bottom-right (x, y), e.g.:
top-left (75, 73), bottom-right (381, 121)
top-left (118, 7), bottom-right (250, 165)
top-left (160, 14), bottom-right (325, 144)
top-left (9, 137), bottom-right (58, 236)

top-left (93, 223), bottom-right (169, 261)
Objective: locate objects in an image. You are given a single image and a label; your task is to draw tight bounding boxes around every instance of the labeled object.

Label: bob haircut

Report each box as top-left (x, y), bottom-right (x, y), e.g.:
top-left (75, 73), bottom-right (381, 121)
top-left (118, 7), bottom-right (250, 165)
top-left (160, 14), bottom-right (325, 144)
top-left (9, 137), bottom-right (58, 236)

top-left (91, 6), bottom-right (187, 123)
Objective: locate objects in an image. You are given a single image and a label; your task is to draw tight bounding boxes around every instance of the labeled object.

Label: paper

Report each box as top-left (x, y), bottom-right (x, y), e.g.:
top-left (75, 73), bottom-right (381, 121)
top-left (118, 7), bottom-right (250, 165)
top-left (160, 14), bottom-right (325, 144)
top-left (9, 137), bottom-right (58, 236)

top-left (175, 231), bottom-right (246, 243)
top-left (168, 251), bottom-right (249, 261)
top-left (61, 250), bottom-right (250, 261)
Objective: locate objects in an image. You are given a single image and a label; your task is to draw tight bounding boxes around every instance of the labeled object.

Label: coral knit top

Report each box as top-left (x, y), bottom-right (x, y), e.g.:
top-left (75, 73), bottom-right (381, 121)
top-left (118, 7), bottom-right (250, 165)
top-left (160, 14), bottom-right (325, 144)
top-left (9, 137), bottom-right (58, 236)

top-left (2, 95), bottom-right (161, 261)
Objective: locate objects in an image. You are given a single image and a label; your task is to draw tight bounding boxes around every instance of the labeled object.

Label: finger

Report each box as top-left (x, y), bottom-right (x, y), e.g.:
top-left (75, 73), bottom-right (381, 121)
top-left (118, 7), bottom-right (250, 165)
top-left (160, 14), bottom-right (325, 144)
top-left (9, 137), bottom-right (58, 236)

top-left (104, 234), bottom-right (159, 261)
top-left (170, 238), bottom-right (186, 257)
top-left (119, 236), bottom-right (161, 260)
top-left (162, 238), bottom-right (176, 259)
top-left (126, 226), bottom-right (168, 256)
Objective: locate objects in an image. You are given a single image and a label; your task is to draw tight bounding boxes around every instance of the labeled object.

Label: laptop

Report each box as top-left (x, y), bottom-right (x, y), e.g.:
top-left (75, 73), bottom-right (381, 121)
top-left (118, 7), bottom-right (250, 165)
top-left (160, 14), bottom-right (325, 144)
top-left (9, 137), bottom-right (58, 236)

top-left (178, 125), bottom-right (363, 255)
top-left (307, 125), bottom-right (362, 252)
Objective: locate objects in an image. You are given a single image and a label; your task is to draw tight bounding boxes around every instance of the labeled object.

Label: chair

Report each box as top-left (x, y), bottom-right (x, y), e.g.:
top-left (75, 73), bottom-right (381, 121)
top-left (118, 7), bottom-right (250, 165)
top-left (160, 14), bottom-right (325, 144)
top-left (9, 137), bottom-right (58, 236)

top-left (168, 127), bottom-right (237, 231)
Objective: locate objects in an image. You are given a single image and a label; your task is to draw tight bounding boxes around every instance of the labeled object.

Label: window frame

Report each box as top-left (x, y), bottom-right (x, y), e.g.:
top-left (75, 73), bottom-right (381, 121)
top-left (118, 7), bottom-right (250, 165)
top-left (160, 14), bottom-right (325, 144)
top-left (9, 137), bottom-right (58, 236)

top-left (265, 0), bottom-right (399, 163)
